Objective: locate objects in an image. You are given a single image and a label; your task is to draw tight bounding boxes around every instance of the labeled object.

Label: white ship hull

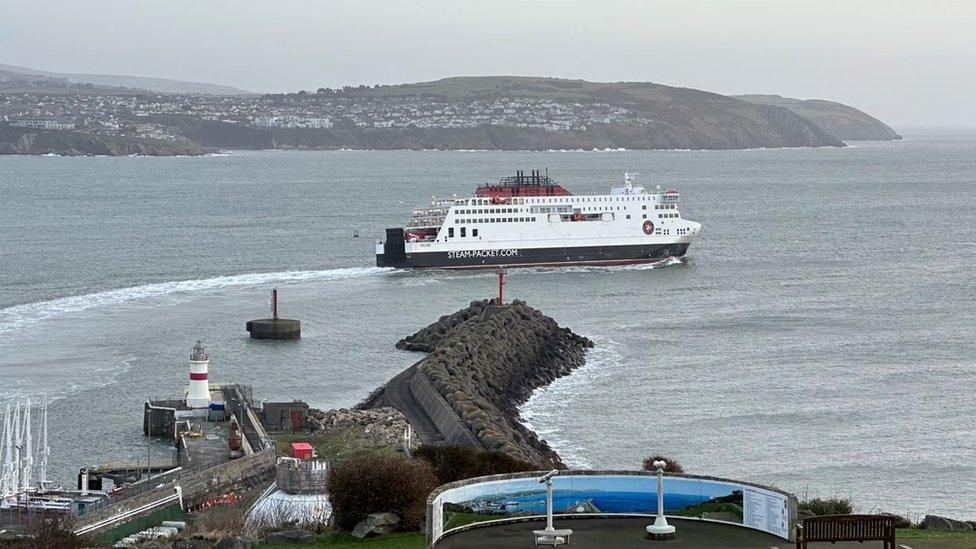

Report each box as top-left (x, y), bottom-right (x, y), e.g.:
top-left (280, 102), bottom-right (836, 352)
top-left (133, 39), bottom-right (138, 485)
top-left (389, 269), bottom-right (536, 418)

top-left (377, 171), bottom-right (701, 269)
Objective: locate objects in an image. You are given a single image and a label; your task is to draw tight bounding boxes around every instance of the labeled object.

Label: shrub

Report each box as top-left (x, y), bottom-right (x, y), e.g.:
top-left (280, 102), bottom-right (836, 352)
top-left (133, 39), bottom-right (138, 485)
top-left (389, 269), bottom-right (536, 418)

top-left (25, 515), bottom-right (87, 549)
top-left (641, 455), bottom-right (684, 473)
top-left (414, 445), bottom-right (536, 485)
top-left (799, 497), bottom-right (854, 516)
top-left (879, 512), bottom-right (912, 529)
top-left (328, 454), bottom-right (439, 531)
top-left (474, 450), bottom-right (537, 477)
top-left (414, 445), bottom-right (479, 484)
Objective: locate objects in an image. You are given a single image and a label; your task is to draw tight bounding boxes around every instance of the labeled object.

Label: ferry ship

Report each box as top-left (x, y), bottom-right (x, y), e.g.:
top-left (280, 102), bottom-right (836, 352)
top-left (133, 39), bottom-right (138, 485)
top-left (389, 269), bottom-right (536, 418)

top-left (376, 170), bottom-right (701, 269)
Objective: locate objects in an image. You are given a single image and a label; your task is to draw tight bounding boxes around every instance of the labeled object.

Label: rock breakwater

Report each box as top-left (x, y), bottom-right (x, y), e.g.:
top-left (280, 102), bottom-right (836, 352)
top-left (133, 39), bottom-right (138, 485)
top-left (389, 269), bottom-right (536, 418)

top-left (396, 299), bottom-right (593, 467)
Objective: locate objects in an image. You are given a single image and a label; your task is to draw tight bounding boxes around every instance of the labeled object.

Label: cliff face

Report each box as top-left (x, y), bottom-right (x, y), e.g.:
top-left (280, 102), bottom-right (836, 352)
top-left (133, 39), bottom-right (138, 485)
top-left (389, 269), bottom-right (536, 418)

top-left (397, 300), bottom-right (593, 467)
top-left (736, 94), bottom-right (901, 141)
top-left (0, 127), bottom-right (213, 156)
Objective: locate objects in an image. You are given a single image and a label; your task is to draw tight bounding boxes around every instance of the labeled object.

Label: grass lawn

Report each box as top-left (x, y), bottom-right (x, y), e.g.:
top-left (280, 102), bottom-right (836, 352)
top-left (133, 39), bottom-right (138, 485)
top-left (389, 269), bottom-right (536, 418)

top-left (273, 430), bottom-right (400, 460)
top-left (260, 532), bottom-right (424, 548)
top-left (896, 529), bottom-right (976, 549)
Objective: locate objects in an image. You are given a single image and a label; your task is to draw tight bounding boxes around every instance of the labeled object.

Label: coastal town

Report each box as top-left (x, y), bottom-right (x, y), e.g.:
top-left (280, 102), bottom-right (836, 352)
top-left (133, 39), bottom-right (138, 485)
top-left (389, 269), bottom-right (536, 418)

top-left (0, 86), bottom-right (644, 139)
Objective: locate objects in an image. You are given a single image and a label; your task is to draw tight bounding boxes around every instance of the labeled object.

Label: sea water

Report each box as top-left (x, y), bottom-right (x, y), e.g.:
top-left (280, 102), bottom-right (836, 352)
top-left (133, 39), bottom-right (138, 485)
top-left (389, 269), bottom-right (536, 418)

top-left (1, 133), bottom-right (974, 519)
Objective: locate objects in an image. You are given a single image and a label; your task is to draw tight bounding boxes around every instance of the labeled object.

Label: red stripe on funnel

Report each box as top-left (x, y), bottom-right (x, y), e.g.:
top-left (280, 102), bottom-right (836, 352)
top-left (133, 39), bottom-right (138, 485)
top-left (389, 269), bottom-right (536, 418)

top-left (190, 373), bottom-right (208, 381)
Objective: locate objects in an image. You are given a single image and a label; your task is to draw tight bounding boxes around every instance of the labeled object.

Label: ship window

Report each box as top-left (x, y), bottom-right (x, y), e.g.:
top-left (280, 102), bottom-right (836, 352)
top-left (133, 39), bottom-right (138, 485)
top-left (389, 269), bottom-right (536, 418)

top-left (460, 227), bottom-right (466, 237)
top-left (642, 205), bottom-right (647, 210)
top-left (642, 214), bottom-right (647, 219)
top-left (531, 217), bottom-right (536, 221)
top-left (473, 229), bottom-right (479, 237)
top-left (658, 214), bottom-right (663, 218)
top-left (626, 215), bottom-right (631, 219)
top-left (448, 228), bottom-right (454, 237)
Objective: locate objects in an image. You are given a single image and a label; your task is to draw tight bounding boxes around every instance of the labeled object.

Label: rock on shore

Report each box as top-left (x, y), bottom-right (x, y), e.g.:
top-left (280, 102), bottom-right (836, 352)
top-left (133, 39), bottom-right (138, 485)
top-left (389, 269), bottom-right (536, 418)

top-left (306, 407), bottom-right (416, 452)
top-left (401, 299), bottom-right (593, 467)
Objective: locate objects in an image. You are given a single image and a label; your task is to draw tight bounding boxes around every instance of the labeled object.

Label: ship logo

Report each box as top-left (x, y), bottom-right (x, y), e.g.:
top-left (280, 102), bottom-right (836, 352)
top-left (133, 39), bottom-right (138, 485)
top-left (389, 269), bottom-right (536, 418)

top-left (642, 220), bottom-right (655, 235)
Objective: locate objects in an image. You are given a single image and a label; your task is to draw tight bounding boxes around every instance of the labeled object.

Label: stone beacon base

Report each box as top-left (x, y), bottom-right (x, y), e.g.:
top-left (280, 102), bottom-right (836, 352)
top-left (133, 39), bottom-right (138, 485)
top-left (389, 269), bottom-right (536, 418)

top-left (246, 318), bottom-right (301, 340)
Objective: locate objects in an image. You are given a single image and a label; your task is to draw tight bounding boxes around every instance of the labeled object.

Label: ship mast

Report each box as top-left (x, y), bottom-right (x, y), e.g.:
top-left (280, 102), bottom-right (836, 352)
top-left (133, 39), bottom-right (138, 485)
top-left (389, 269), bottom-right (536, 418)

top-left (36, 396), bottom-right (50, 490)
top-left (19, 400), bottom-right (33, 492)
top-left (1, 403), bottom-right (12, 499)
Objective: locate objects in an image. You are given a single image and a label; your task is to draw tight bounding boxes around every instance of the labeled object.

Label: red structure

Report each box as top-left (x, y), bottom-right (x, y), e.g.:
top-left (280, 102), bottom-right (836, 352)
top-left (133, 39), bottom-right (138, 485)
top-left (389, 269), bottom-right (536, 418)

top-left (290, 442), bottom-right (314, 460)
top-left (475, 169), bottom-right (571, 200)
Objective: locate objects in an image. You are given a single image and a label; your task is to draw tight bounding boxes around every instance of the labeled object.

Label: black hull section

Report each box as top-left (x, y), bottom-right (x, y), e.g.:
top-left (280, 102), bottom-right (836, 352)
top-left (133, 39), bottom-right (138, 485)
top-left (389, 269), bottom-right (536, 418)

top-left (377, 243), bottom-right (691, 269)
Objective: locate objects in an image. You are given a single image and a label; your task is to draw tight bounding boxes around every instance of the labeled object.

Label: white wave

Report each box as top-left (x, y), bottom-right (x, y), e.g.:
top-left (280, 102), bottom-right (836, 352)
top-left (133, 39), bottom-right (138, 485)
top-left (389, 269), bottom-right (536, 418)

top-left (0, 266), bottom-right (392, 335)
top-left (518, 336), bottom-right (622, 468)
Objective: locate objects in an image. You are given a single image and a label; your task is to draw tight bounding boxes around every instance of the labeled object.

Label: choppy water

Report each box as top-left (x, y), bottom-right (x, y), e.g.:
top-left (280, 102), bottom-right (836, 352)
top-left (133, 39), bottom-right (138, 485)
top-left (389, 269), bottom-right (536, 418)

top-left (1, 135), bottom-right (974, 519)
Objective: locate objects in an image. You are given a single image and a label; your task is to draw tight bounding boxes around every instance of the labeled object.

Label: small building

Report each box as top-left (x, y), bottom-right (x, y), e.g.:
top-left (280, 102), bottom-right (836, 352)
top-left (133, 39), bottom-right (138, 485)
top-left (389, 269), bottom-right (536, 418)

top-left (262, 400), bottom-right (310, 431)
top-left (10, 117), bottom-right (75, 130)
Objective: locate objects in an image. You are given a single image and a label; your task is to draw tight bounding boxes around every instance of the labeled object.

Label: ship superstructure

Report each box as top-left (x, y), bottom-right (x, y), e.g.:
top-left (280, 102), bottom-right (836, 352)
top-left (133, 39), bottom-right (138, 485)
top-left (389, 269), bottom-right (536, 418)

top-left (377, 170), bottom-right (701, 269)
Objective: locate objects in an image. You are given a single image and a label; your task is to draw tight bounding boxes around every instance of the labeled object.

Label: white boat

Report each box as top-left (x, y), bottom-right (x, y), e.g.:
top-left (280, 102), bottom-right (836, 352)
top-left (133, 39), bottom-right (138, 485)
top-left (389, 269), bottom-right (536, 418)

top-left (376, 170), bottom-right (701, 269)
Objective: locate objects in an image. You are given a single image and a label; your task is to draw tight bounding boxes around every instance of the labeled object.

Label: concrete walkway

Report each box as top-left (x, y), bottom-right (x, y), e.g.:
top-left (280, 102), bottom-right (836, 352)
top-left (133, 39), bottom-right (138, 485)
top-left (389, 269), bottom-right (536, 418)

top-left (437, 517), bottom-right (788, 548)
top-left (376, 363), bottom-right (446, 444)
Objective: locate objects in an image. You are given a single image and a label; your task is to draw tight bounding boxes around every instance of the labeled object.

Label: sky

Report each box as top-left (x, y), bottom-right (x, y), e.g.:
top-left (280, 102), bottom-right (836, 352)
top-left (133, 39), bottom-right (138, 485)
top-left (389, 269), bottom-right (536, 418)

top-left (2, 0), bottom-right (973, 127)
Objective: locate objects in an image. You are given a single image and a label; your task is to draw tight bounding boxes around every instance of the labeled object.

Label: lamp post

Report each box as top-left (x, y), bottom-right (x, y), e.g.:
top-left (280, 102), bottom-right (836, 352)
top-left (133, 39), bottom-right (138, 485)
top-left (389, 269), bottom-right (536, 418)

top-left (646, 460), bottom-right (676, 539)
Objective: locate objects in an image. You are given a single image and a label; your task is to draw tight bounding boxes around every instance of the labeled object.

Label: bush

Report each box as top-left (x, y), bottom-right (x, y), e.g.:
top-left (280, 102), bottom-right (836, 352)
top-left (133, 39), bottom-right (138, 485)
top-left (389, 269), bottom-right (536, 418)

top-left (414, 445), bottom-right (536, 485)
top-left (25, 515), bottom-right (87, 549)
top-left (328, 454), bottom-right (439, 531)
top-left (474, 450), bottom-right (537, 477)
top-left (879, 512), bottom-right (912, 529)
top-left (799, 497), bottom-right (854, 516)
top-left (414, 445), bottom-right (479, 484)
top-left (641, 455), bottom-right (684, 473)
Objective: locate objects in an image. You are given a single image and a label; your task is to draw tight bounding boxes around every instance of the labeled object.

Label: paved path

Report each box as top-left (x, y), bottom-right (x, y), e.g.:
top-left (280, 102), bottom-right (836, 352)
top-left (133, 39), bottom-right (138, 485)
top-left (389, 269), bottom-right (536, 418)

top-left (437, 517), bottom-right (788, 548)
top-left (379, 363), bottom-right (447, 445)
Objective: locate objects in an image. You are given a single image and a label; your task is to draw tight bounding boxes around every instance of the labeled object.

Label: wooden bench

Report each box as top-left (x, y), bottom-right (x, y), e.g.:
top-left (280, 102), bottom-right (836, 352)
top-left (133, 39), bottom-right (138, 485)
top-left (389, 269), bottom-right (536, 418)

top-left (796, 514), bottom-right (896, 549)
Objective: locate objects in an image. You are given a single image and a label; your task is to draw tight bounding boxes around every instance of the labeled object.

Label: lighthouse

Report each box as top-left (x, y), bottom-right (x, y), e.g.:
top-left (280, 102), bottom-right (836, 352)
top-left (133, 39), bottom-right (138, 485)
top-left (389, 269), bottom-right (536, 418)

top-left (186, 341), bottom-right (211, 408)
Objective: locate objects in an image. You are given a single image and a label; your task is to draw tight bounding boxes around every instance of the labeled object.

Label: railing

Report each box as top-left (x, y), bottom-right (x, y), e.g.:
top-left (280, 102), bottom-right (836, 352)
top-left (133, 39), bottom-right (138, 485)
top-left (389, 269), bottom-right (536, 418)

top-left (68, 383), bottom-right (274, 534)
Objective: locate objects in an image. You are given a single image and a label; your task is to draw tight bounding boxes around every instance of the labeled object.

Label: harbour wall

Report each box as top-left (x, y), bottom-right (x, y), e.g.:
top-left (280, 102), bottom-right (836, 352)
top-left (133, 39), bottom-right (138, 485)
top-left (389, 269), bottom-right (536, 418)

top-left (366, 299), bottom-right (592, 467)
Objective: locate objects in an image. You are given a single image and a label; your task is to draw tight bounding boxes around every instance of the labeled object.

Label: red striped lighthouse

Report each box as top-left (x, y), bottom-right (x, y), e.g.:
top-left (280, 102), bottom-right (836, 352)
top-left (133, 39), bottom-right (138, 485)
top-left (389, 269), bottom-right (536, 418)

top-left (186, 341), bottom-right (211, 408)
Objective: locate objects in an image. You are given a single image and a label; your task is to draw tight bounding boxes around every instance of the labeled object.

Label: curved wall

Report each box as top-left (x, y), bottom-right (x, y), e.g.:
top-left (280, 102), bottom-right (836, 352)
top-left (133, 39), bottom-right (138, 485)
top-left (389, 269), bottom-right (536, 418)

top-left (426, 470), bottom-right (796, 545)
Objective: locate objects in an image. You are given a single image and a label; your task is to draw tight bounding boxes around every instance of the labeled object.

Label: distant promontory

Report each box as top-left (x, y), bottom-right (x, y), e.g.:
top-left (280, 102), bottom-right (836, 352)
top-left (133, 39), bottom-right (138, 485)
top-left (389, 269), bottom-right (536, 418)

top-left (0, 70), bottom-right (902, 155)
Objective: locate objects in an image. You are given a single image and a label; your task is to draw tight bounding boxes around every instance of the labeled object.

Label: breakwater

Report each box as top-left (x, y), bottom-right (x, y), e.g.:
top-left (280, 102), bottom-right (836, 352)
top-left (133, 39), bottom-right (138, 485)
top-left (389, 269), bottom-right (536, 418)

top-left (366, 299), bottom-right (592, 467)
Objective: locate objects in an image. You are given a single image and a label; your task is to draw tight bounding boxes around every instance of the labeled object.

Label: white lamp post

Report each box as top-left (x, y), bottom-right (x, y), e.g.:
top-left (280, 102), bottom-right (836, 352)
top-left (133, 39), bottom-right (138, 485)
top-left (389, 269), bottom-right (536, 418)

top-left (646, 460), bottom-right (676, 539)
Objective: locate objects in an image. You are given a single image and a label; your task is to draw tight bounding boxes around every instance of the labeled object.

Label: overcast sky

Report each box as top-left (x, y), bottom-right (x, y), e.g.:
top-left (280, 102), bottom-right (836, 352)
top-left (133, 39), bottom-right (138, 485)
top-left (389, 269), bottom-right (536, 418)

top-left (2, 0), bottom-right (973, 127)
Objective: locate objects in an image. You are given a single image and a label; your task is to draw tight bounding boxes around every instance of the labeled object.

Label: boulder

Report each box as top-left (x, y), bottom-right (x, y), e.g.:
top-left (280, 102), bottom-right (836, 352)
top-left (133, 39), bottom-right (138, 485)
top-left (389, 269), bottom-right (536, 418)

top-left (351, 512), bottom-right (401, 538)
top-left (922, 515), bottom-right (974, 531)
top-left (214, 538), bottom-right (253, 549)
top-left (263, 529), bottom-right (316, 544)
top-left (172, 541), bottom-right (212, 549)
